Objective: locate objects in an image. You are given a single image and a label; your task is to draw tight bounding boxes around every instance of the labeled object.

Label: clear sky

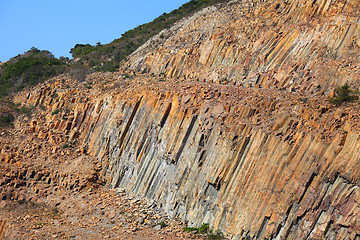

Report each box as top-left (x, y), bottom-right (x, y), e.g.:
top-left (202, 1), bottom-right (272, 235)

top-left (0, 0), bottom-right (189, 62)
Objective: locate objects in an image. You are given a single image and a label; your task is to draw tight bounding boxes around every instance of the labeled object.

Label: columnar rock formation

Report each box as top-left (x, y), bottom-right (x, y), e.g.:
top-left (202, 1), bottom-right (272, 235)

top-left (128, 0), bottom-right (359, 94)
top-left (0, 220), bottom-right (5, 239)
top-left (13, 69), bottom-right (360, 239)
top-left (7, 0), bottom-right (360, 239)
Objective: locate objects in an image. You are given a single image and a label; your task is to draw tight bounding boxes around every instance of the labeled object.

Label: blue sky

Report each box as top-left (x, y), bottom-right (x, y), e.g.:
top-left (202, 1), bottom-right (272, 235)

top-left (0, 0), bottom-right (189, 62)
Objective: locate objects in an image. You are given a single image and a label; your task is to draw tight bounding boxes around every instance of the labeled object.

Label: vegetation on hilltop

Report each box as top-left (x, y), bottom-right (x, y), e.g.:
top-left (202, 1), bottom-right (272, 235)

top-left (70, 0), bottom-right (231, 72)
top-left (0, 48), bottom-right (94, 97)
top-left (0, 47), bottom-right (67, 96)
top-left (0, 0), bottom-right (231, 99)
top-left (0, 47), bottom-right (94, 128)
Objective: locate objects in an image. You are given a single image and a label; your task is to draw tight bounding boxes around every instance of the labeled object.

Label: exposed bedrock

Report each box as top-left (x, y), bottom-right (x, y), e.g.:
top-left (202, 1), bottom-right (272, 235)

top-left (11, 0), bottom-right (360, 238)
top-left (16, 77), bottom-right (360, 239)
top-left (83, 96), bottom-right (360, 240)
top-left (127, 0), bottom-right (360, 94)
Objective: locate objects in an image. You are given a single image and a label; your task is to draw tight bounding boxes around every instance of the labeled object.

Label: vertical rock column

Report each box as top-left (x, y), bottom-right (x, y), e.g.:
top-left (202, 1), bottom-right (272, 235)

top-left (75, 91), bottom-right (360, 239)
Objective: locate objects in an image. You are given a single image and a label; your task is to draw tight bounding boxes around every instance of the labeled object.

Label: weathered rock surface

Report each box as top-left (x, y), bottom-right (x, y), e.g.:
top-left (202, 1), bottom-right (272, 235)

top-left (128, 0), bottom-right (359, 94)
top-left (1, 186), bottom-right (199, 239)
top-left (11, 68), bottom-right (360, 239)
top-left (0, 220), bottom-right (5, 239)
top-left (0, 76), bottom-right (201, 239)
top-left (2, 0), bottom-right (360, 239)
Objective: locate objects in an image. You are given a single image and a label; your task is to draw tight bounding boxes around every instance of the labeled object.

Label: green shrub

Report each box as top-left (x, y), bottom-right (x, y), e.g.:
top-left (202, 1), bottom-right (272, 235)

top-left (0, 112), bottom-right (15, 127)
top-left (184, 222), bottom-right (210, 234)
top-left (199, 223), bottom-right (210, 234)
top-left (329, 84), bottom-right (356, 105)
top-left (0, 47), bottom-right (67, 96)
top-left (70, 44), bottom-right (97, 58)
top-left (184, 226), bottom-right (199, 233)
top-left (159, 221), bottom-right (167, 228)
top-left (52, 109), bottom-right (60, 115)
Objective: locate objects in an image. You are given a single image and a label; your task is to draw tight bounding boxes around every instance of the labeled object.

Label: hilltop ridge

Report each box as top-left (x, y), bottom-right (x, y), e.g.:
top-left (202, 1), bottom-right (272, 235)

top-left (70, 0), bottom-right (231, 72)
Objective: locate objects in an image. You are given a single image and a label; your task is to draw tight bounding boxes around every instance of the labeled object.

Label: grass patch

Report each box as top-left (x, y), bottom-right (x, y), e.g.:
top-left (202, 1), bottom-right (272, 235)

top-left (184, 223), bottom-right (210, 234)
top-left (184, 226), bottom-right (199, 233)
top-left (52, 109), bottom-right (60, 115)
top-left (329, 83), bottom-right (357, 105)
top-left (50, 208), bottom-right (60, 218)
top-left (199, 223), bottom-right (210, 234)
top-left (159, 221), bottom-right (168, 228)
top-left (0, 112), bottom-right (15, 127)
top-left (184, 223), bottom-right (225, 239)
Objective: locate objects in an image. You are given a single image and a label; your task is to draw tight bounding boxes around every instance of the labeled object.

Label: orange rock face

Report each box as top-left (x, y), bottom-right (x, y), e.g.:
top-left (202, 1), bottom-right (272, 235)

top-left (4, 0), bottom-right (360, 239)
top-left (11, 67), bottom-right (359, 239)
top-left (128, 0), bottom-right (359, 95)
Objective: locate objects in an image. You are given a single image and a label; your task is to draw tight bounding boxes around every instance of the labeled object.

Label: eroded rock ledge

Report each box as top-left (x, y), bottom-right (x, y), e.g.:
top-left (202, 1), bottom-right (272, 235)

top-left (11, 72), bottom-right (360, 239)
top-left (127, 0), bottom-right (359, 95)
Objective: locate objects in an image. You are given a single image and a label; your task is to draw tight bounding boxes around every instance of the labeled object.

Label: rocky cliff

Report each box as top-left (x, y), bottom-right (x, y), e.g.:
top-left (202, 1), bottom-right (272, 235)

top-left (128, 0), bottom-right (359, 94)
top-left (5, 0), bottom-right (360, 239)
top-left (12, 68), bottom-right (359, 239)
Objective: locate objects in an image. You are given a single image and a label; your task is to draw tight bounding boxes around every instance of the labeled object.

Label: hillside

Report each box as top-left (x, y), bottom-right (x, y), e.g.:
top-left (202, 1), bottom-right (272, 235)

top-left (70, 0), bottom-right (231, 72)
top-left (127, 0), bottom-right (360, 94)
top-left (1, 0), bottom-right (360, 239)
top-left (0, 48), bottom-right (67, 96)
